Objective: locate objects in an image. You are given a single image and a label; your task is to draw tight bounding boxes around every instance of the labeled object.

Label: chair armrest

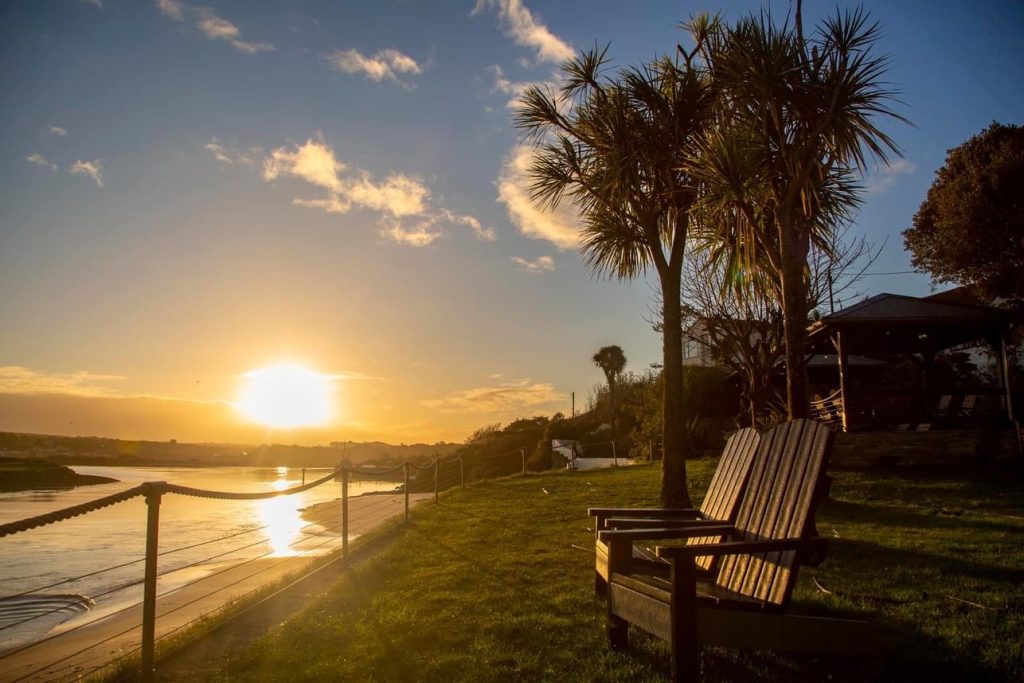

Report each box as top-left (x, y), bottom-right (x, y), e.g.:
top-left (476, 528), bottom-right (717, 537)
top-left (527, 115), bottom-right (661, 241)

top-left (598, 524), bottom-right (735, 543)
top-left (603, 517), bottom-right (727, 530)
top-left (655, 536), bottom-right (828, 559)
top-left (589, 507), bottom-right (701, 519)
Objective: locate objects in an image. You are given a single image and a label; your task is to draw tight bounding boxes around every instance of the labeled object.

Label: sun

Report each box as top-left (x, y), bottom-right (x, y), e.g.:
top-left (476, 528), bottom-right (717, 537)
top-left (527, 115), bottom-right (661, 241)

top-left (236, 364), bottom-right (334, 428)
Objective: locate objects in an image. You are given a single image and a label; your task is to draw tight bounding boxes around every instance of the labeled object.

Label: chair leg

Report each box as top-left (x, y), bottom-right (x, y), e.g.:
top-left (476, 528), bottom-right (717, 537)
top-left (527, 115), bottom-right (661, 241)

top-left (607, 613), bottom-right (629, 650)
top-left (670, 558), bottom-right (699, 683)
top-left (595, 571), bottom-right (608, 598)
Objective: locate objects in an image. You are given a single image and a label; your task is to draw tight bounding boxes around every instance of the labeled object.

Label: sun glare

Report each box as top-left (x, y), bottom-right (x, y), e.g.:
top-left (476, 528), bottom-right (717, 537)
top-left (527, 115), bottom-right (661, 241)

top-left (236, 364), bottom-right (334, 428)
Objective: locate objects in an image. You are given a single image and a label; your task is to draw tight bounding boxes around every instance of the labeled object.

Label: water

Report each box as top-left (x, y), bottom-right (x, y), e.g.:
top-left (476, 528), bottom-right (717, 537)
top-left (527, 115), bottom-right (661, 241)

top-left (0, 466), bottom-right (395, 653)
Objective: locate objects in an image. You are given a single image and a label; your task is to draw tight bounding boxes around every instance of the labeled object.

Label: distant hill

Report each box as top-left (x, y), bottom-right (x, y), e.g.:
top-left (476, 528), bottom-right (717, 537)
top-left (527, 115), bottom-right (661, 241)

top-left (0, 432), bottom-right (461, 468)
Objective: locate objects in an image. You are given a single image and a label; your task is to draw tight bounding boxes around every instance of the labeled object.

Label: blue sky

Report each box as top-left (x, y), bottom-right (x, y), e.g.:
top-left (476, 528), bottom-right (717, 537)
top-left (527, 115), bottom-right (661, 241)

top-left (0, 0), bottom-right (1022, 444)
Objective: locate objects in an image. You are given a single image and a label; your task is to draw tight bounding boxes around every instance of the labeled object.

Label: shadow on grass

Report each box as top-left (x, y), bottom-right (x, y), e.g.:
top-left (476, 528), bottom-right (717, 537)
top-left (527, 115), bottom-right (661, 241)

top-left (822, 497), bottom-right (1024, 536)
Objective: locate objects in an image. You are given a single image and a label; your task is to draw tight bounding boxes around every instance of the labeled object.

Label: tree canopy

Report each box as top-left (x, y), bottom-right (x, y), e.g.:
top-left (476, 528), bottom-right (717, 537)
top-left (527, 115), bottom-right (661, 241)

top-left (903, 122), bottom-right (1024, 301)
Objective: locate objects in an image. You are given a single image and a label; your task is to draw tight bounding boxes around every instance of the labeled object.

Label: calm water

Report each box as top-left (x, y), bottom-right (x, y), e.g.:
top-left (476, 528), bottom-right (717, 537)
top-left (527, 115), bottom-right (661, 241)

top-left (0, 466), bottom-right (395, 652)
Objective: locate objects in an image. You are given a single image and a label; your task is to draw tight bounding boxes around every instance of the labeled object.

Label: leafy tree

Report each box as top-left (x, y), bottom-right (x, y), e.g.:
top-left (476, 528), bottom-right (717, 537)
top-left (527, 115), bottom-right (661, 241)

top-left (694, 5), bottom-right (904, 418)
top-left (903, 122), bottom-right (1024, 301)
top-left (515, 23), bottom-right (719, 507)
top-left (592, 345), bottom-right (627, 437)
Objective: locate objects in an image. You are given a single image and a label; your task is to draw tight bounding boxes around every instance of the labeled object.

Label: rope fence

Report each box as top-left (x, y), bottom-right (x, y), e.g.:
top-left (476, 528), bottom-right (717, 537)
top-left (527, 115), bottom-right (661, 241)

top-left (0, 445), bottom-right (542, 682)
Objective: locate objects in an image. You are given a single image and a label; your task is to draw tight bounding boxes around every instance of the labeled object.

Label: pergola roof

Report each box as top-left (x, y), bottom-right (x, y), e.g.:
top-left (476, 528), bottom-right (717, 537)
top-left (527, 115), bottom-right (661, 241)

top-left (807, 293), bottom-right (1015, 356)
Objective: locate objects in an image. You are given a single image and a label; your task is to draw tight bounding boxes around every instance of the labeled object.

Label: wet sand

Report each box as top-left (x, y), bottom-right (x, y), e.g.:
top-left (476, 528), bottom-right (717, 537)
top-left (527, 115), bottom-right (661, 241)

top-left (0, 492), bottom-right (430, 682)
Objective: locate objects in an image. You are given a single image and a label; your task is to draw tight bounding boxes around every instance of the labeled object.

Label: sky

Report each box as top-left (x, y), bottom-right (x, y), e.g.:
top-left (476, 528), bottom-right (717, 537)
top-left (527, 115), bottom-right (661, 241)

top-left (1, 0), bottom-right (1022, 446)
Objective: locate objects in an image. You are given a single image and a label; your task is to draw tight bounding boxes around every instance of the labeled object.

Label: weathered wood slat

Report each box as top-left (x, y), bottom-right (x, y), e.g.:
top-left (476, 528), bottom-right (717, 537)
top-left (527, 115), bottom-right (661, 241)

top-left (599, 419), bottom-right (877, 681)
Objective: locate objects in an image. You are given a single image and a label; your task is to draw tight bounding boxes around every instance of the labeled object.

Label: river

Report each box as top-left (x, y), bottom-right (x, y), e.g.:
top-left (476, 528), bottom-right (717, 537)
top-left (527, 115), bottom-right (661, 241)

top-left (0, 465), bottom-right (396, 654)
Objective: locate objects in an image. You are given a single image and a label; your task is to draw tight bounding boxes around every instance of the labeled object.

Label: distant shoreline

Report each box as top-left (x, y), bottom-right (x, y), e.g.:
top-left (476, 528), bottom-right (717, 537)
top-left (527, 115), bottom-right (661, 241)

top-left (0, 457), bottom-right (118, 493)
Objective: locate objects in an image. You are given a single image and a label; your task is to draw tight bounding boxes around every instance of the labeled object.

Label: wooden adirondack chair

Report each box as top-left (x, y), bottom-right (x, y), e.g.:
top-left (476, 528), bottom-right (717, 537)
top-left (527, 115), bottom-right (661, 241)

top-left (598, 419), bottom-right (881, 682)
top-left (589, 428), bottom-right (760, 595)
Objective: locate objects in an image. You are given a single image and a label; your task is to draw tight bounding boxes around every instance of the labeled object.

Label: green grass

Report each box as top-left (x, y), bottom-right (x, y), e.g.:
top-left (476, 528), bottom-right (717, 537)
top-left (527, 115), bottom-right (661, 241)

top-left (214, 460), bottom-right (1024, 682)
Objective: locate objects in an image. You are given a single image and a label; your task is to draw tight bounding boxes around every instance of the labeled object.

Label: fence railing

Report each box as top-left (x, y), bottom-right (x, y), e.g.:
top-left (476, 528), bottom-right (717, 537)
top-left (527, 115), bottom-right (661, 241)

top-left (0, 449), bottom-right (528, 682)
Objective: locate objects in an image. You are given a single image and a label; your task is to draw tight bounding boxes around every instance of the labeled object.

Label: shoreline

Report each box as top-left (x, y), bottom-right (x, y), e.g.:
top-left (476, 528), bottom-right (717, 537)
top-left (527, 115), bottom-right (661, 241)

top-left (0, 492), bottom-right (431, 682)
top-left (0, 458), bottom-right (118, 493)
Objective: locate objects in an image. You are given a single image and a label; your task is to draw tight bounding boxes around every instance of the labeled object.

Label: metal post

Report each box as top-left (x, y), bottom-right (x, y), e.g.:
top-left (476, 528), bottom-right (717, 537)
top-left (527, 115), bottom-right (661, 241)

top-left (459, 456), bottom-right (465, 488)
top-left (520, 449), bottom-right (526, 475)
top-left (611, 441), bottom-right (617, 467)
top-left (433, 460), bottom-right (439, 503)
top-left (403, 463), bottom-right (410, 524)
top-left (341, 468), bottom-right (349, 567)
top-left (140, 481), bottom-right (165, 683)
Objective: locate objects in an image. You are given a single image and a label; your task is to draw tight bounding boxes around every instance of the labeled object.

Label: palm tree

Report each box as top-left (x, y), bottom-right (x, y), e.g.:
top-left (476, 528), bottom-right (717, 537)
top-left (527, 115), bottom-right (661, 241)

top-left (693, 5), bottom-right (905, 418)
top-left (515, 21), bottom-right (718, 506)
top-left (592, 345), bottom-right (627, 436)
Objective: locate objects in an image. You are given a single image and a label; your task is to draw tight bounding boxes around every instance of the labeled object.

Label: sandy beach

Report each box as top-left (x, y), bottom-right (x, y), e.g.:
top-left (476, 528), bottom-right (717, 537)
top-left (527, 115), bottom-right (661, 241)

top-left (0, 492), bottom-right (431, 682)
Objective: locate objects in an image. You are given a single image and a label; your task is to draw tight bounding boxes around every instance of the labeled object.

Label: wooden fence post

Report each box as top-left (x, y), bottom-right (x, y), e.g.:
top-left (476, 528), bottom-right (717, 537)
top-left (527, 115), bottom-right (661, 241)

top-left (459, 456), bottom-right (465, 488)
top-left (611, 441), bottom-right (617, 467)
top-left (520, 449), bottom-right (526, 475)
top-left (341, 468), bottom-right (349, 566)
top-left (434, 460), bottom-right (439, 503)
top-left (403, 463), bottom-right (410, 524)
top-left (140, 481), bottom-right (166, 683)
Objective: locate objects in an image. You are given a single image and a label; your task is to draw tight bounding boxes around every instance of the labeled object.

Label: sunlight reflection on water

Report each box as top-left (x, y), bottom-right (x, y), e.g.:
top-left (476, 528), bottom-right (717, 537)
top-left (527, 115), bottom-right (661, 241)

top-left (257, 473), bottom-right (304, 557)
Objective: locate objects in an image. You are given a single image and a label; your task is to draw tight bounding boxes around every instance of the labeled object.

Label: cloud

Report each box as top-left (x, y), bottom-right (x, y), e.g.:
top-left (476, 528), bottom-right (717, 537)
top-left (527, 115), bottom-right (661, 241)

top-left (497, 145), bottom-right (579, 249)
top-left (156, 0), bottom-right (184, 20)
top-left (0, 366), bottom-right (124, 397)
top-left (264, 137), bottom-right (427, 217)
top-left (212, 134), bottom-right (486, 246)
top-left (422, 379), bottom-right (565, 414)
top-left (324, 48), bottom-right (422, 85)
top-left (204, 137), bottom-right (260, 166)
top-left (473, 0), bottom-right (573, 65)
top-left (511, 255), bottom-right (554, 272)
top-left (157, 1), bottom-right (274, 54)
top-left (438, 209), bottom-right (496, 241)
top-left (70, 159), bottom-right (104, 187)
top-left (377, 218), bottom-right (443, 247)
top-left (48, 125), bottom-right (68, 136)
top-left (864, 158), bottom-right (917, 194)
top-left (26, 153), bottom-right (58, 171)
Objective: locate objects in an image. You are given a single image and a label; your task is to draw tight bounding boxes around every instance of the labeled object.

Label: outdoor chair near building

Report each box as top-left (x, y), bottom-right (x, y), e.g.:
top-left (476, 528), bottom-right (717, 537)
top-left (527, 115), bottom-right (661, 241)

top-left (594, 419), bottom-right (881, 682)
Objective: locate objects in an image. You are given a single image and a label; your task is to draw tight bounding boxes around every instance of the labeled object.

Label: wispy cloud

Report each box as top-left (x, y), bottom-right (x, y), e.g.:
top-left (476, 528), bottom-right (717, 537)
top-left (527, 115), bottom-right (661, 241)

top-left (511, 255), bottom-right (554, 273)
top-left (377, 218), bottom-right (443, 247)
top-left (864, 158), bottom-right (917, 194)
top-left (70, 159), bottom-right (104, 187)
top-left (156, 0), bottom-right (185, 20)
top-left (157, 0), bottom-right (274, 54)
top-left (26, 153), bottom-right (58, 171)
top-left (48, 125), bottom-right (68, 136)
top-left (251, 135), bottom-right (491, 247)
top-left (264, 137), bottom-right (428, 217)
top-left (473, 0), bottom-right (573, 65)
top-left (497, 145), bottom-right (579, 249)
top-left (422, 379), bottom-right (565, 414)
top-left (324, 48), bottom-right (422, 85)
top-left (204, 137), bottom-right (260, 166)
top-left (0, 366), bottom-right (124, 397)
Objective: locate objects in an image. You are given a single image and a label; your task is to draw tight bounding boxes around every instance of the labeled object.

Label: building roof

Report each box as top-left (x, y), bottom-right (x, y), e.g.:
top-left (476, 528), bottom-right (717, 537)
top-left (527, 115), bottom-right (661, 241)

top-left (807, 293), bottom-right (1014, 356)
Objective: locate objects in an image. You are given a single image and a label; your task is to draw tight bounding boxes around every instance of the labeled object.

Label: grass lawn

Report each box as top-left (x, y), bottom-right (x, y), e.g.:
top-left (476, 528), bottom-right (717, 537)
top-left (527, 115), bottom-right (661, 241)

top-left (215, 458), bottom-right (1024, 682)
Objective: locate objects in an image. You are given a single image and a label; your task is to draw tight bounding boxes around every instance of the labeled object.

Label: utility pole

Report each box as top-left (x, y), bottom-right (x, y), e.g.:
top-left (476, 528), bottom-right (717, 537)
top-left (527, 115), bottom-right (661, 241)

top-left (572, 391), bottom-right (575, 417)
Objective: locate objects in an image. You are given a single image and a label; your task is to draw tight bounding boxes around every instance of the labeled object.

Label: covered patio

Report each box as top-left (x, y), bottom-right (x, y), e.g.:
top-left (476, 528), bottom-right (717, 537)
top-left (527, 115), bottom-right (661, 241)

top-left (806, 293), bottom-right (1018, 432)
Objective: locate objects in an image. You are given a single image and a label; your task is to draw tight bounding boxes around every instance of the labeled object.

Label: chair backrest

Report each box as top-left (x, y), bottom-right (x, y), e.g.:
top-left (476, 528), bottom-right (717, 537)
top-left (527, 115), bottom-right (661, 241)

top-left (689, 427), bottom-right (760, 571)
top-left (713, 419), bottom-right (834, 606)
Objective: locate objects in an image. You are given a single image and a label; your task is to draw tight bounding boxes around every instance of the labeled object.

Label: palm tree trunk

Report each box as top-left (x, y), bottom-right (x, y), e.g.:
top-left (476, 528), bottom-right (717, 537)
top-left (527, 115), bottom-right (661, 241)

top-left (778, 219), bottom-right (811, 419)
top-left (659, 265), bottom-right (692, 508)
